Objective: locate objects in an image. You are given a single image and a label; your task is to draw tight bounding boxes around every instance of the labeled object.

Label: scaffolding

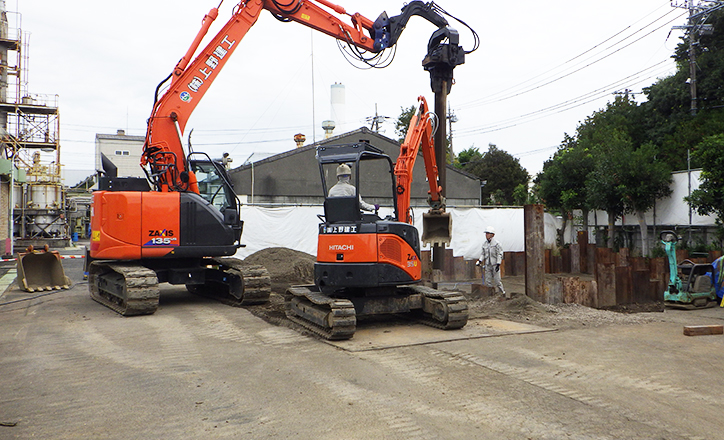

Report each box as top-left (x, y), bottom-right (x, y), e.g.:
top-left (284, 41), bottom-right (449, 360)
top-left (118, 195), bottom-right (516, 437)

top-left (0, 4), bottom-right (68, 248)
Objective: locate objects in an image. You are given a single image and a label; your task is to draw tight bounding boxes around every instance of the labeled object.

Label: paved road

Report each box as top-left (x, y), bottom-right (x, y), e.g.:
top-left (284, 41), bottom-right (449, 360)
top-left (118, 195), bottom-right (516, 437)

top-left (1, 257), bottom-right (723, 439)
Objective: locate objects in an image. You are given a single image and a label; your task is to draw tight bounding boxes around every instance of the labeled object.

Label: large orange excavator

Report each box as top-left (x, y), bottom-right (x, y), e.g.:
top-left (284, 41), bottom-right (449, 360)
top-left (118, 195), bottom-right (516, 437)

top-left (88, 0), bottom-right (471, 315)
top-left (286, 96), bottom-right (467, 340)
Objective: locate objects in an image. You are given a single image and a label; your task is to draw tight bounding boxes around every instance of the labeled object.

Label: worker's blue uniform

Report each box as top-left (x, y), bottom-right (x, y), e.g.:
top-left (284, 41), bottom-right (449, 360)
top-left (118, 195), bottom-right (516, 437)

top-left (712, 256), bottom-right (724, 301)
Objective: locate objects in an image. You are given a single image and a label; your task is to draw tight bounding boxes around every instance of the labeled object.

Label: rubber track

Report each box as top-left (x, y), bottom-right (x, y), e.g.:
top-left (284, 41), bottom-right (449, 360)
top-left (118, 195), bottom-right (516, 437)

top-left (402, 285), bottom-right (469, 330)
top-left (193, 257), bottom-right (271, 306)
top-left (664, 299), bottom-right (718, 310)
top-left (286, 286), bottom-right (356, 340)
top-left (89, 262), bottom-right (160, 316)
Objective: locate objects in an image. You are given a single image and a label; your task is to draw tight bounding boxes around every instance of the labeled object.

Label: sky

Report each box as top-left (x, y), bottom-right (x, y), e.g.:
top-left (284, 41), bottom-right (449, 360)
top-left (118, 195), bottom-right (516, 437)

top-left (14, 1), bottom-right (689, 185)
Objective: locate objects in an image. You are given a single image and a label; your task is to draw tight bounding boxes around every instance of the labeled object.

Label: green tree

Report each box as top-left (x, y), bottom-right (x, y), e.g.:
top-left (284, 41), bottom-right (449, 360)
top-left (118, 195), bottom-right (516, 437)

top-left (395, 105), bottom-right (416, 143)
top-left (454, 145), bottom-right (483, 169)
top-left (687, 134), bottom-right (724, 222)
top-left (639, 8), bottom-right (724, 171)
top-left (569, 94), bottom-right (672, 253)
top-left (536, 134), bottom-right (594, 246)
top-left (512, 183), bottom-right (531, 206)
top-left (619, 143), bottom-right (672, 256)
top-left (584, 127), bottom-right (630, 249)
top-left (459, 144), bottom-right (529, 205)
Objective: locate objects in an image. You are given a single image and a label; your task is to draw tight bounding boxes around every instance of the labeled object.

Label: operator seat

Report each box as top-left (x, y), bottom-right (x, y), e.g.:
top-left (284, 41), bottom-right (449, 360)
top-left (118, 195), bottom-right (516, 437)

top-left (324, 196), bottom-right (361, 223)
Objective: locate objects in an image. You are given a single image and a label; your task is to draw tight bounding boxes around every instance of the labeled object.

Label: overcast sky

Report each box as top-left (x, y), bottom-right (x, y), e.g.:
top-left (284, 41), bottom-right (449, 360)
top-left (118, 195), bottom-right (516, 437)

top-left (16, 1), bottom-right (688, 184)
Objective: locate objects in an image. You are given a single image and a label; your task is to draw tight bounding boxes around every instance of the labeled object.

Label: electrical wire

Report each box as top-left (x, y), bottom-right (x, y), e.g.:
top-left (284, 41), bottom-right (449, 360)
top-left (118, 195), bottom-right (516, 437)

top-left (458, 7), bottom-right (685, 110)
top-left (455, 60), bottom-right (674, 136)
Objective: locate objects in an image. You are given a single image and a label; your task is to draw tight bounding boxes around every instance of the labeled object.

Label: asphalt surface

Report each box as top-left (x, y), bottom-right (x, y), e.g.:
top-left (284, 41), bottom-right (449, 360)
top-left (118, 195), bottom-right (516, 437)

top-left (1, 247), bottom-right (724, 439)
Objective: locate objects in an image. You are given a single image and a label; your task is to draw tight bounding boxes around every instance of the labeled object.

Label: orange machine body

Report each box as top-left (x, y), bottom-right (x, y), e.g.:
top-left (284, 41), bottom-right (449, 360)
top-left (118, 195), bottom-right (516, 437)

top-left (90, 191), bottom-right (181, 260)
top-left (317, 232), bottom-right (421, 282)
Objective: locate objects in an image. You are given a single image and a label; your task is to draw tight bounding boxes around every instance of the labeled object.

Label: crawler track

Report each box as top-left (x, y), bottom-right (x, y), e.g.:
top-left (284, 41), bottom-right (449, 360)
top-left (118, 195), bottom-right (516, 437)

top-left (404, 285), bottom-right (469, 330)
top-left (286, 286), bottom-right (356, 340)
top-left (186, 257), bottom-right (271, 306)
top-left (89, 262), bottom-right (160, 316)
top-left (285, 284), bottom-right (468, 340)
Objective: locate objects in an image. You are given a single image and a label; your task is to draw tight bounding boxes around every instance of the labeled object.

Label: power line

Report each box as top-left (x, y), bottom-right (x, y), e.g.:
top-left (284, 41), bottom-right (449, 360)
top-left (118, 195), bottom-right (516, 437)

top-left (455, 61), bottom-right (673, 136)
top-left (458, 7), bottom-right (684, 110)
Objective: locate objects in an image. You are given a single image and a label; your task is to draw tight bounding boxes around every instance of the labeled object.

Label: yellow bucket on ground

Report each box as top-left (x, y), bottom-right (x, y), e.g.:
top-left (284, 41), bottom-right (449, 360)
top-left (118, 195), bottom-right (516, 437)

top-left (17, 249), bottom-right (71, 292)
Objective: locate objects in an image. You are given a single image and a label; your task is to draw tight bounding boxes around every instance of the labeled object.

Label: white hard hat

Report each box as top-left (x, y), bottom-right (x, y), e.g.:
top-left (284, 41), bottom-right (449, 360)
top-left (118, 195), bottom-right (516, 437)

top-left (484, 226), bottom-right (496, 234)
top-left (336, 163), bottom-right (351, 177)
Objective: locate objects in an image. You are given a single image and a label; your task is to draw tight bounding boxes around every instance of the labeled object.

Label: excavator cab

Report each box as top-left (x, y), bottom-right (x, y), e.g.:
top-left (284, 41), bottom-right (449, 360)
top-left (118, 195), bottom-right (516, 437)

top-left (188, 154), bottom-right (242, 241)
top-left (318, 143), bottom-right (397, 222)
top-left (316, 143), bottom-right (421, 291)
top-left (285, 142), bottom-right (467, 340)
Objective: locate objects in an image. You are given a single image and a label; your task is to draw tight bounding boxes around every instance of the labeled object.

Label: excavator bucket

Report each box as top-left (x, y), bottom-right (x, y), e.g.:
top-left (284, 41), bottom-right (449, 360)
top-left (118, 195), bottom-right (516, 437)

top-left (16, 249), bottom-right (71, 292)
top-left (421, 211), bottom-right (452, 247)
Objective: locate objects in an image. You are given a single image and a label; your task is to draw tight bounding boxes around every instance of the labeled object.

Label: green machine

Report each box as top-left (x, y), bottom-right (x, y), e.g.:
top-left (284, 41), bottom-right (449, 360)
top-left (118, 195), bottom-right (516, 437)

top-left (661, 231), bottom-right (718, 309)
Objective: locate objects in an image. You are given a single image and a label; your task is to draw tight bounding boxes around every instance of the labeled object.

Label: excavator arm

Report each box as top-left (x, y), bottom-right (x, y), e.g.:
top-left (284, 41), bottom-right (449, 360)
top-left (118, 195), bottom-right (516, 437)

top-left (394, 95), bottom-right (451, 246)
top-left (142, 0), bottom-right (460, 194)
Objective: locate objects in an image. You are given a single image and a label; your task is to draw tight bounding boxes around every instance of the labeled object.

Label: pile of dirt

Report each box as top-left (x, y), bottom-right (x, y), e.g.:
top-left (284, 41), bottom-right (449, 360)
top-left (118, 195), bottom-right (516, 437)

top-left (469, 292), bottom-right (664, 329)
top-left (240, 247), bottom-right (664, 332)
top-left (241, 247), bottom-right (316, 328)
top-left (243, 247), bottom-right (316, 291)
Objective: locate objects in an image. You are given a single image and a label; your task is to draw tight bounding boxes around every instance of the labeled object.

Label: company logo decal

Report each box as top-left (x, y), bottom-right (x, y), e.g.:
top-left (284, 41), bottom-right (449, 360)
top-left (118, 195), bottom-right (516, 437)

top-left (144, 229), bottom-right (178, 246)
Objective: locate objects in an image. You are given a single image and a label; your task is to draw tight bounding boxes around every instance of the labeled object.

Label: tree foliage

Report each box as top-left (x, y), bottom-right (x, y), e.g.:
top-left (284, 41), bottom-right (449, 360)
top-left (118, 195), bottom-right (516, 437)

top-left (457, 144), bottom-right (529, 205)
top-left (536, 133), bottom-right (593, 215)
top-left (687, 134), bottom-right (724, 221)
top-left (394, 105), bottom-right (416, 143)
top-left (537, 93), bottom-right (673, 252)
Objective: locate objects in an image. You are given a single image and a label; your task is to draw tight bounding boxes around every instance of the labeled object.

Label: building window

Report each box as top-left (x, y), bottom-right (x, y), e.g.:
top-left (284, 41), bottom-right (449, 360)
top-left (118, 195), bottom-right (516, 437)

top-left (115, 150), bottom-right (130, 156)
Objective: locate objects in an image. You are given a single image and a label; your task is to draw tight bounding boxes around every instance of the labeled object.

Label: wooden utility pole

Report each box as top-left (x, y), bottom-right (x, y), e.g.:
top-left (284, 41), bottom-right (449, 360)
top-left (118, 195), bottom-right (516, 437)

top-left (524, 204), bottom-right (545, 302)
top-left (671, 1), bottom-right (724, 115)
top-left (688, 1), bottom-right (698, 116)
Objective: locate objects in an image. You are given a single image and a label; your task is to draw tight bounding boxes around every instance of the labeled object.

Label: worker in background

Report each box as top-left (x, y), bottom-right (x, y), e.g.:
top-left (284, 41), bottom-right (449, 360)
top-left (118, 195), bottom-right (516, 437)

top-left (712, 255), bottom-right (724, 307)
top-left (328, 163), bottom-right (379, 212)
top-left (478, 226), bottom-right (508, 298)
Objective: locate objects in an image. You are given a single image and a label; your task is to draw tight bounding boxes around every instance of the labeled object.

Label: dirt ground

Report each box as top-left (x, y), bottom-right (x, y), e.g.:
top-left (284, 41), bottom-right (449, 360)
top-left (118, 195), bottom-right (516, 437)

top-left (243, 247), bottom-right (667, 332)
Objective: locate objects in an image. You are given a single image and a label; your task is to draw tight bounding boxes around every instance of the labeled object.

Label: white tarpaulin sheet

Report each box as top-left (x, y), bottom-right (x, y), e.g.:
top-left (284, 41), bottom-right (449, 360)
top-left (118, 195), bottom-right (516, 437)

top-left (234, 205), bottom-right (561, 260)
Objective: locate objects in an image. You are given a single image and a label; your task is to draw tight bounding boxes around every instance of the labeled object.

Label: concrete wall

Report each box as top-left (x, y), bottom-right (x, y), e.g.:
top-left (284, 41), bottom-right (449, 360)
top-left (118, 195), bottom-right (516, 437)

top-left (228, 127), bottom-right (481, 206)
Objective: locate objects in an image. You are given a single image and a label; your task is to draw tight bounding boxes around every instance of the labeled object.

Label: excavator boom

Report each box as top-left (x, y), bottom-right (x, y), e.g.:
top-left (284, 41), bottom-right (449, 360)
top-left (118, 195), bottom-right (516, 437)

top-left (142, 0), bottom-right (457, 194)
top-left (394, 96), bottom-right (451, 246)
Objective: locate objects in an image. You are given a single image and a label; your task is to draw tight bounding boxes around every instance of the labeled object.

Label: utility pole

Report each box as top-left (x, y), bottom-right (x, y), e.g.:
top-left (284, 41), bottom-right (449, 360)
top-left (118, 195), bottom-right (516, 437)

top-left (688, 1), bottom-right (698, 116)
top-left (671, 1), bottom-right (724, 116)
top-left (366, 104), bottom-right (388, 133)
top-left (447, 102), bottom-right (457, 164)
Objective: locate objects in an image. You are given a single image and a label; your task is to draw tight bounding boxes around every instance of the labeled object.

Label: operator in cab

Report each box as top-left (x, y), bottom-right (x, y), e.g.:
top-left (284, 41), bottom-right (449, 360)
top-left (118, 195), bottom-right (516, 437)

top-left (328, 163), bottom-right (379, 212)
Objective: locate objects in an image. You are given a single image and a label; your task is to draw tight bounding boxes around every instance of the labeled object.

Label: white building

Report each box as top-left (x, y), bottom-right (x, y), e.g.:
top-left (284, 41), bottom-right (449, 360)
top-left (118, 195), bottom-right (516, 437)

top-left (95, 130), bottom-right (145, 177)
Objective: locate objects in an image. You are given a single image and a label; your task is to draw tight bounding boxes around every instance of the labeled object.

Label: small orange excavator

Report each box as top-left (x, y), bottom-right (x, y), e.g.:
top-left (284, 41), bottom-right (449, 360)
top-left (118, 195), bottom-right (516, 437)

top-left (286, 96), bottom-right (467, 339)
top-left (87, 0), bottom-right (472, 316)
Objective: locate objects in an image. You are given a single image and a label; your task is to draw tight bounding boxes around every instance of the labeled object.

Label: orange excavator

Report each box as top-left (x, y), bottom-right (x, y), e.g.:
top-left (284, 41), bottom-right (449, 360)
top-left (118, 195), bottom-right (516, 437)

top-left (88, 0), bottom-right (472, 315)
top-left (286, 96), bottom-right (467, 339)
